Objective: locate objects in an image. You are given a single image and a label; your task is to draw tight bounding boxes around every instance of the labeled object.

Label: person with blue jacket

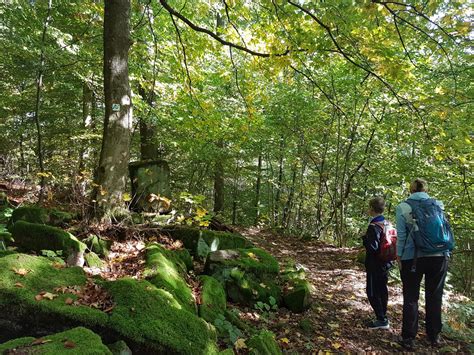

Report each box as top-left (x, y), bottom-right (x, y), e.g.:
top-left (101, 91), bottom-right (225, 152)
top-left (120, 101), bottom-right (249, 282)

top-left (362, 197), bottom-right (392, 329)
top-left (396, 178), bottom-right (449, 350)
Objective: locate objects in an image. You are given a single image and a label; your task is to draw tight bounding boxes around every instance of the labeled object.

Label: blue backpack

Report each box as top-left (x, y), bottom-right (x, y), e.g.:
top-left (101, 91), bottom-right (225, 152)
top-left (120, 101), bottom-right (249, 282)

top-left (406, 198), bottom-right (454, 254)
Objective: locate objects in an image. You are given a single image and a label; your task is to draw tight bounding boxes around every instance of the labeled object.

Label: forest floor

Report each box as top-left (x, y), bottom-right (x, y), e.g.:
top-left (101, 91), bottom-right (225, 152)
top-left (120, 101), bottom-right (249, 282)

top-left (237, 227), bottom-right (471, 354)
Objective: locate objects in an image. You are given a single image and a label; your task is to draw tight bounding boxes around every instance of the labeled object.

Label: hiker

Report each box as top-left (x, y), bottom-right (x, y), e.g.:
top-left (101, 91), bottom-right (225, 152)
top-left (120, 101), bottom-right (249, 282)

top-left (362, 196), bottom-right (394, 329)
top-left (396, 178), bottom-right (454, 350)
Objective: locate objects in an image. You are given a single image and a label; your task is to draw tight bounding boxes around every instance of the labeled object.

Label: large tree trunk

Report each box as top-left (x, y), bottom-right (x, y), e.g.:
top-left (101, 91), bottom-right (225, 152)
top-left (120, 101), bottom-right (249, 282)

top-left (93, 0), bottom-right (132, 221)
top-left (138, 85), bottom-right (159, 161)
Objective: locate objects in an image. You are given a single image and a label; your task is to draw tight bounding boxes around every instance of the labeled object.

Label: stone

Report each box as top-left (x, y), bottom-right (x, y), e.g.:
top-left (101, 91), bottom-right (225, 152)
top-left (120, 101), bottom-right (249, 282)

top-left (247, 330), bottom-right (282, 355)
top-left (129, 160), bottom-right (171, 212)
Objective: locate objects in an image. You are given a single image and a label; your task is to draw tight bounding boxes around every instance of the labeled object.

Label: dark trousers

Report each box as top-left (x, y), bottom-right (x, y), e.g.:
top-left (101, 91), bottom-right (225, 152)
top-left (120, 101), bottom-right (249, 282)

top-left (366, 270), bottom-right (388, 321)
top-left (400, 256), bottom-right (448, 341)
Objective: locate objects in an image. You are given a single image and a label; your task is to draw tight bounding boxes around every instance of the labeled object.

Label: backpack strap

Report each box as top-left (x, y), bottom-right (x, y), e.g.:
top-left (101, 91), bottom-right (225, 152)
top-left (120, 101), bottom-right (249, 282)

top-left (405, 199), bottom-right (419, 272)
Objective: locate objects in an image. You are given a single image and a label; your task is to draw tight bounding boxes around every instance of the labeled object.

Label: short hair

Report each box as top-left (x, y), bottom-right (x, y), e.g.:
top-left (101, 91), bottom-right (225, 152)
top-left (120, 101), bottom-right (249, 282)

top-left (410, 178), bottom-right (428, 193)
top-left (369, 197), bottom-right (385, 214)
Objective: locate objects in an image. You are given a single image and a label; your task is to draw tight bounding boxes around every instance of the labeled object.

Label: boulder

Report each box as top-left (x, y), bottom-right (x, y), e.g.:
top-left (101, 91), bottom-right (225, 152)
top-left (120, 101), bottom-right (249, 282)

top-left (199, 275), bottom-right (226, 323)
top-left (10, 221), bottom-right (86, 267)
top-left (247, 330), bottom-right (282, 355)
top-left (206, 248), bottom-right (281, 306)
top-left (0, 253), bottom-right (218, 354)
top-left (7, 206), bottom-right (73, 229)
top-left (143, 243), bottom-right (196, 314)
top-left (164, 227), bottom-right (253, 256)
top-left (85, 251), bottom-right (105, 268)
top-left (0, 327), bottom-right (112, 354)
top-left (108, 340), bottom-right (132, 355)
top-left (283, 279), bottom-right (312, 313)
top-left (83, 235), bottom-right (112, 258)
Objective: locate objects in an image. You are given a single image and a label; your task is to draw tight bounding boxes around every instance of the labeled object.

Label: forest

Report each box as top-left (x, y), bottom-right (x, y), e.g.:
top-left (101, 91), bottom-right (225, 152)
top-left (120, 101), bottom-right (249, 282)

top-left (0, 0), bottom-right (472, 354)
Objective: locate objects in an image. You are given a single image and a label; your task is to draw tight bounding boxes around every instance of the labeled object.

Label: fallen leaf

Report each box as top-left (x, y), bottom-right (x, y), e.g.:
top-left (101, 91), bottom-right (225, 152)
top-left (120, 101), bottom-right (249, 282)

top-left (279, 337), bottom-right (290, 344)
top-left (64, 340), bottom-right (76, 348)
top-left (42, 292), bottom-right (58, 300)
top-left (328, 322), bottom-right (339, 329)
top-left (332, 342), bottom-right (342, 350)
top-left (13, 268), bottom-right (29, 276)
top-left (65, 297), bottom-right (74, 305)
top-left (14, 282), bottom-right (24, 288)
top-left (31, 338), bottom-right (52, 345)
top-left (234, 338), bottom-right (247, 350)
top-left (35, 294), bottom-right (43, 301)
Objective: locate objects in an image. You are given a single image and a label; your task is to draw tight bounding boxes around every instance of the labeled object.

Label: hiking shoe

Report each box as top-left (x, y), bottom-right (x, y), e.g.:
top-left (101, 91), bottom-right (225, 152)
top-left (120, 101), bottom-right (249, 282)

top-left (399, 338), bottom-right (415, 351)
top-left (366, 319), bottom-right (390, 330)
top-left (429, 335), bottom-right (444, 348)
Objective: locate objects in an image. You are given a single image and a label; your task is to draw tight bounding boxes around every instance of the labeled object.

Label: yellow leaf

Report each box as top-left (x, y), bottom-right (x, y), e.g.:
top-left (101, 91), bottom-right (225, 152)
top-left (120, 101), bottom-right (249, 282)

top-left (247, 252), bottom-right (258, 260)
top-left (234, 338), bottom-right (247, 350)
top-left (122, 193), bottom-right (132, 202)
top-left (332, 342), bottom-right (342, 350)
top-left (279, 337), bottom-right (290, 344)
top-left (195, 207), bottom-right (207, 218)
top-left (42, 292), bottom-right (58, 300)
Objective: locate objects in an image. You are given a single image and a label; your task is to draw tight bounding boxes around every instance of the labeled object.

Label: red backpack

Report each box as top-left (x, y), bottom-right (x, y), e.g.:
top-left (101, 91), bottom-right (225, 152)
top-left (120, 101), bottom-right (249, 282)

top-left (371, 220), bottom-right (398, 262)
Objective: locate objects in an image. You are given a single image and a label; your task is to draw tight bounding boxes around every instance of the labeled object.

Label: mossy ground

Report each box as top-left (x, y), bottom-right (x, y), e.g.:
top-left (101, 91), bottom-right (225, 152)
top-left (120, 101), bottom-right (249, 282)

top-left (7, 206), bottom-right (73, 229)
top-left (0, 253), bottom-right (218, 354)
top-left (0, 327), bottom-right (112, 354)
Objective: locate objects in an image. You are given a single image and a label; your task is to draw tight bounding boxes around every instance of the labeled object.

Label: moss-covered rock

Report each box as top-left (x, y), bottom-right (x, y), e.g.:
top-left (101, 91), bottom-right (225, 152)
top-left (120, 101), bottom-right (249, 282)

top-left (247, 330), bottom-right (282, 355)
top-left (199, 275), bottom-right (226, 323)
top-left (164, 227), bottom-right (253, 256)
top-left (283, 279), bottom-right (312, 313)
top-left (10, 221), bottom-right (86, 266)
top-left (206, 248), bottom-right (279, 275)
top-left (0, 253), bottom-right (218, 354)
top-left (7, 206), bottom-right (74, 229)
top-left (175, 248), bottom-right (193, 271)
top-left (143, 243), bottom-right (196, 314)
top-left (83, 235), bottom-right (112, 258)
top-left (85, 252), bottom-right (105, 268)
top-left (107, 340), bottom-right (132, 355)
top-left (206, 248), bottom-right (281, 306)
top-left (0, 326), bottom-right (112, 354)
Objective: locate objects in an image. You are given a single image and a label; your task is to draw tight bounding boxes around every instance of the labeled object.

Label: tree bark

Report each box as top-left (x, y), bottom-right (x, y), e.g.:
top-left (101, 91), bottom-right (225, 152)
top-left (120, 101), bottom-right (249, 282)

top-left (254, 154), bottom-right (262, 224)
top-left (33, 0), bottom-right (52, 204)
top-left (93, 0), bottom-right (132, 220)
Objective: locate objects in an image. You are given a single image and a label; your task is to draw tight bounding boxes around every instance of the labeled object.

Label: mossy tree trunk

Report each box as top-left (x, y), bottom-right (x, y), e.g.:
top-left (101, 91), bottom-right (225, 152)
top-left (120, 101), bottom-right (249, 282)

top-left (213, 140), bottom-right (224, 214)
top-left (93, 0), bottom-right (132, 221)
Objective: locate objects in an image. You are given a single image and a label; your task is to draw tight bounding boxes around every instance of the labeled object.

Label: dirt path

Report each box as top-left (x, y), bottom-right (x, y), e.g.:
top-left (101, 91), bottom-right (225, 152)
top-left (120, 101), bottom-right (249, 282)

top-left (240, 228), bottom-right (470, 354)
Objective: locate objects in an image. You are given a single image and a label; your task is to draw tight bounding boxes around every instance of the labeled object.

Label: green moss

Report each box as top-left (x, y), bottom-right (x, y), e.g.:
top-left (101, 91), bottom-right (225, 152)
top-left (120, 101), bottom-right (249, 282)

top-left (225, 268), bottom-right (281, 306)
top-left (105, 278), bottom-right (217, 354)
top-left (10, 221), bottom-right (86, 258)
top-left (144, 243), bottom-right (196, 314)
top-left (0, 253), bottom-right (219, 354)
top-left (247, 330), bottom-right (282, 355)
top-left (207, 248), bottom-right (279, 275)
top-left (85, 252), bottom-right (105, 268)
top-left (199, 276), bottom-right (226, 323)
top-left (7, 206), bottom-right (73, 229)
top-left (0, 327), bottom-right (112, 354)
top-left (83, 235), bottom-right (112, 258)
top-left (298, 318), bottom-right (313, 334)
top-left (175, 248), bottom-right (193, 271)
top-left (219, 349), bottom-right (235, 355)
top-left (164, 227), bottom-right (253, 255)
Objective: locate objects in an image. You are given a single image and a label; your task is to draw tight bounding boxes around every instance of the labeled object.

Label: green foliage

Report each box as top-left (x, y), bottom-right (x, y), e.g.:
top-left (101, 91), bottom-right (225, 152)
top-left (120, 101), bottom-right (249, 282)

top-left (247, 330), bottom-right (282, 355)
top-left (0, 327), bottom-right (112, 355)
top-left (214, 314), bottom-right (243, 345)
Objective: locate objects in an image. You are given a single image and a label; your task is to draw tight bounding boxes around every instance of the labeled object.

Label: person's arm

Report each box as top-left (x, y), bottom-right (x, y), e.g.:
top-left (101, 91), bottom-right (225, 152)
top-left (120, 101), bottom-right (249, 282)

top-left (363, 224), bottom-right (381, 254)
